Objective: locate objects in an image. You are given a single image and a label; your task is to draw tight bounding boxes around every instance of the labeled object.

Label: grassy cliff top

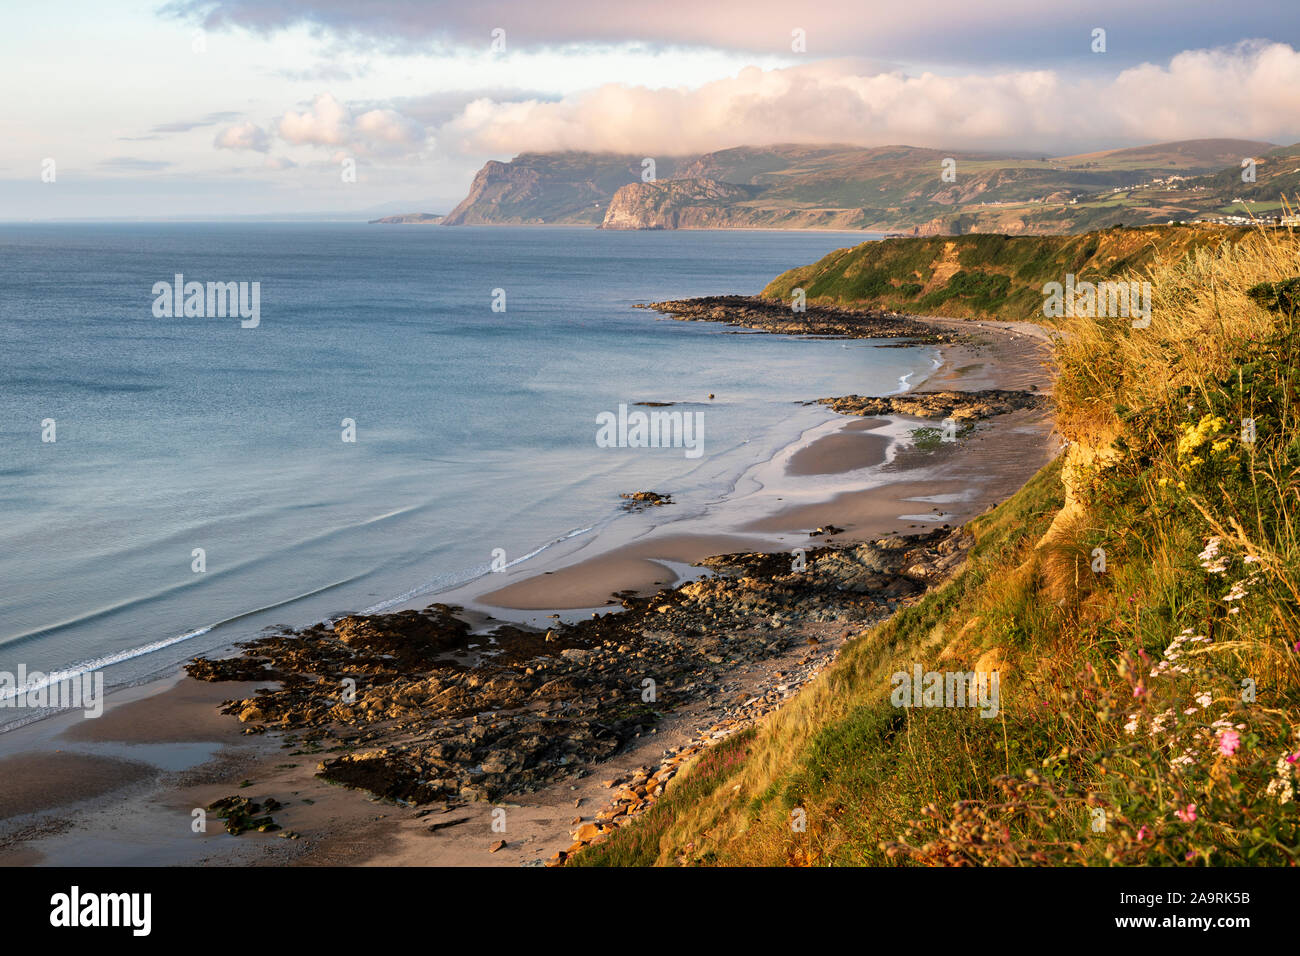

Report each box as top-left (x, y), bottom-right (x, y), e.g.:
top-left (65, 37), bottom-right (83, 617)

top-left (577, 227), bottom-right (1300, 866)
top-left (760, 226), bottom-right (1257, 321)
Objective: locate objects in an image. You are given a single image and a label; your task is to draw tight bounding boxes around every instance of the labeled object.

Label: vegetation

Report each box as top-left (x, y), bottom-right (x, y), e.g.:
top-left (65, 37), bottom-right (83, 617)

top-left (585, 225), bottom-right (1300, 866)
top-left (761, 227), bottom-right (1255, 321)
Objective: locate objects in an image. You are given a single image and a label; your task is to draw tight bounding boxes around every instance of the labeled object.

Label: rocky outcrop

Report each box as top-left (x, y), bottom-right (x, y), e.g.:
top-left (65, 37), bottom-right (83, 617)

top-left (600, 178), bottom-right (762, 230)
top-left (817, 389), bottom-right (1046, 422)
top-left (644, 295), bottom-right (951, 342)
top-left (442, 152), bottom-right (684, 226)
top-left (620, 491), bottom-right (674, 510)
top-left (185, 528), bottom-right (968, 809)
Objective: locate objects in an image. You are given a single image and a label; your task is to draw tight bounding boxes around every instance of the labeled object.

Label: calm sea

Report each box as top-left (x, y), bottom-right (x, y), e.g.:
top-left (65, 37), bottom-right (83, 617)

top-left (0, 223), bottom-right (937, 717)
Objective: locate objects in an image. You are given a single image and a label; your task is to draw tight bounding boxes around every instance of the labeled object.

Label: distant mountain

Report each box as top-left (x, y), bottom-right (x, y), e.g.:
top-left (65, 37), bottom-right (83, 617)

top-left (441, 152), bottom-right (691, 225)
top-left (441, 140), bottom-right (1283, 234)
top-left (368, 212), bottom-right (444, 224)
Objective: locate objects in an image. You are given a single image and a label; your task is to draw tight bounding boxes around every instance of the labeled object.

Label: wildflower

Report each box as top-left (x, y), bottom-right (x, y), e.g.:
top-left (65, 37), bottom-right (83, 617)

top-left (1267, 753), bottom-right (1297, 805)
top-left (1150, 709), bottom-right (1174, 736)
top-left (1218, 730), bottom-right (1241, 756)
top-left (1123, 714), bottom-right (1140, 736)
top-left (1197, 537), bottom-right (1228, 574)
top-left (1136, 826), bottom-right (1151, 841)
top-left (1177, 415), bottom-right (1228, 467)
top-left (1194, 691), bottom-right (1212, 709)
top-left (1150, 630), bottom-right (1205, 677)
top-left (1175, 804), bottom-right (1197, 823)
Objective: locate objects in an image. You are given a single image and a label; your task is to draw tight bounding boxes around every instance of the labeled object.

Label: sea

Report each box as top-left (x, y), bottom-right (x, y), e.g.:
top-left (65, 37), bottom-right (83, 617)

top-left (0, 223), bottom-right (940, 725)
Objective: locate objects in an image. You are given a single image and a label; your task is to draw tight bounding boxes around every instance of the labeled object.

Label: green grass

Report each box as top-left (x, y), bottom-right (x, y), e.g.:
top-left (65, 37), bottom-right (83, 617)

top-left (762, 227), bottom-right (1253, 320)
top-left (568, 729), bottom-right (756, 867)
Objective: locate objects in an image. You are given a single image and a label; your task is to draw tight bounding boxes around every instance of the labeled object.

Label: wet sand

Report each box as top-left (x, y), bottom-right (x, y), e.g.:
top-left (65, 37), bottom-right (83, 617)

top-left (786, 418), bottom-right (890, 476)
top-left (477, 533), bottom-right (777, 610)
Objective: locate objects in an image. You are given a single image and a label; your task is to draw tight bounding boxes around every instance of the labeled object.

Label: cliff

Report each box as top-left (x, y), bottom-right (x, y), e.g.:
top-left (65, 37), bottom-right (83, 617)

top-left (442, 139), bottom-right (1285, 233)
top-left (441, 151), bottom-right (689, 225)
top-left (600, 179), bottom-right (763, 229)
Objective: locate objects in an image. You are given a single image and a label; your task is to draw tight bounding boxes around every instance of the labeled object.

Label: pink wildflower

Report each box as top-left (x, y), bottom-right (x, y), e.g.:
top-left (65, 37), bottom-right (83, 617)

top-left (1175, 804), bottom-right (1197, 823)
top-left (1218, 730), bottom-right (1241, 756)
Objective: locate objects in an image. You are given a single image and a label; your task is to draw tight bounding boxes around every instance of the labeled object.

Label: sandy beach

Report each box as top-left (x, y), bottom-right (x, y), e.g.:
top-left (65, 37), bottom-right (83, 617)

top-left (0, 312), bottom-right (1058, 868)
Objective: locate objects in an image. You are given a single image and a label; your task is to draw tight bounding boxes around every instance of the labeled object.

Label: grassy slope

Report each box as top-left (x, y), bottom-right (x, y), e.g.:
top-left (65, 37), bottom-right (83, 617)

top-left (760, 227), bottom-right (1254, 320)
top-left (582, 228), bottom-right (1300, 866)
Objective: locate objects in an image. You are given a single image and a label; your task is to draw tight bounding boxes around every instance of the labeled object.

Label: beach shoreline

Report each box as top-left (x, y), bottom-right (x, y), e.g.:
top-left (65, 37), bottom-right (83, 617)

top-left (0, 309), bottom-right (1059, 868)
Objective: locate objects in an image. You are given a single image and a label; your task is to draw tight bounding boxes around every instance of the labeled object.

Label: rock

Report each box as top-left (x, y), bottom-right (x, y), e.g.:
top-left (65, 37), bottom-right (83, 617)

top-left (644, 296), bottom-right (947, 343)
top-left (620, 491), bottom-right (674, 510)
top-left (601, 180), bottom-right (762, 230)
top-left (817, 389), bottom-right (1045, 423)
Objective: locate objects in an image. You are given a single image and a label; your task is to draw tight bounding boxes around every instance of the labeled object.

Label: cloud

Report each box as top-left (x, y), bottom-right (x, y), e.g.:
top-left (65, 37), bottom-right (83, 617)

top-left (214, 121), bottom-right (272, 152)
top-left (97, 157), bottom-right (175, 170)
top-left (279, 93), bottom-right (353, 145)
top-left (277, 93), bottom-right (427, 153)
top-left (274, 62), bottom-right (369, 82)
top-left (434, 43), bottom-right (1300, 156)
top-left (391, 89), bottom-right (561, 127)
top-left (161, 0), bottom-right (1300, 65)
top-left (263, 155), bottom-right (298, 169)
top-left (152, 111), bottom-right (243, 134)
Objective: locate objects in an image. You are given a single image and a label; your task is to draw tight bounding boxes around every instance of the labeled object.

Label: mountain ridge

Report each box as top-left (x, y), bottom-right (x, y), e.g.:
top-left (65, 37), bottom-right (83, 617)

top-left (433, 139), bottom-right (1285, 234)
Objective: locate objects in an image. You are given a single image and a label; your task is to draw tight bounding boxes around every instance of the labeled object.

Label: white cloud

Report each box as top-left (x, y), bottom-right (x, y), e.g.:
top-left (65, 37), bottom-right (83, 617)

top-left (354, 108), bottom-right (425, 146)
top-left (276, 93), bottom-right (428, 154)
top-left (214, 120), bottom-right (272, 152)
top-left (436, 42), bottom-right (1300, 156)
top-left (278, 93), bottom-right (353, 146)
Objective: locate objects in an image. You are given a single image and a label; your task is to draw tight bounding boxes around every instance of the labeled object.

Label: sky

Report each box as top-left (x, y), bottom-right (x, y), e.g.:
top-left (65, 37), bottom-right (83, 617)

top-left (2, 0), bottom-right (1299, 219)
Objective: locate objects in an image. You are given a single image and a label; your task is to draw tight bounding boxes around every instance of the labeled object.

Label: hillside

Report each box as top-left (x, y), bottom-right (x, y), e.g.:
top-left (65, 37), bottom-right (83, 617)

top-left (572, 226), bottom-right (1300, 867)
top-left (440, 140), bottom-right (1282, 233)
top-left (441, 152), bottom-right (691, 225)
top-left (760, 226), bottom-right (1256, 320)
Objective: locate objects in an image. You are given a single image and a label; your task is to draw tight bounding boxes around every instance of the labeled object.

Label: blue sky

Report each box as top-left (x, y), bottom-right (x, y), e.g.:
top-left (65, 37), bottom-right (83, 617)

top-left (2, 0), bottom-right (1298, 219)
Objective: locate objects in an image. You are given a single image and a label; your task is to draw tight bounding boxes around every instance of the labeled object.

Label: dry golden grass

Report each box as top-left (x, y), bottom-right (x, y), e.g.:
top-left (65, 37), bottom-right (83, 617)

top-left (1052, 228), bottom-right (1300, 445)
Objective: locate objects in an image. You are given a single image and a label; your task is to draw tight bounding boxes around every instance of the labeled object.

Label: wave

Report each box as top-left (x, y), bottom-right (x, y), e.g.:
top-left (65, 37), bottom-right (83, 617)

top-left (0, 573), bottom-right (369, 703)
top-left (359, 524), bottom-right (597, 615)
top-left (1, 519), bottom-right (603, 707)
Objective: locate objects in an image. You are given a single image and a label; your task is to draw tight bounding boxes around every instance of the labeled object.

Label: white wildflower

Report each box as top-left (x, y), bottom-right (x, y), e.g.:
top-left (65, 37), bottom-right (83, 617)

top-left (1198, 537), bottom-right (1228, 574)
